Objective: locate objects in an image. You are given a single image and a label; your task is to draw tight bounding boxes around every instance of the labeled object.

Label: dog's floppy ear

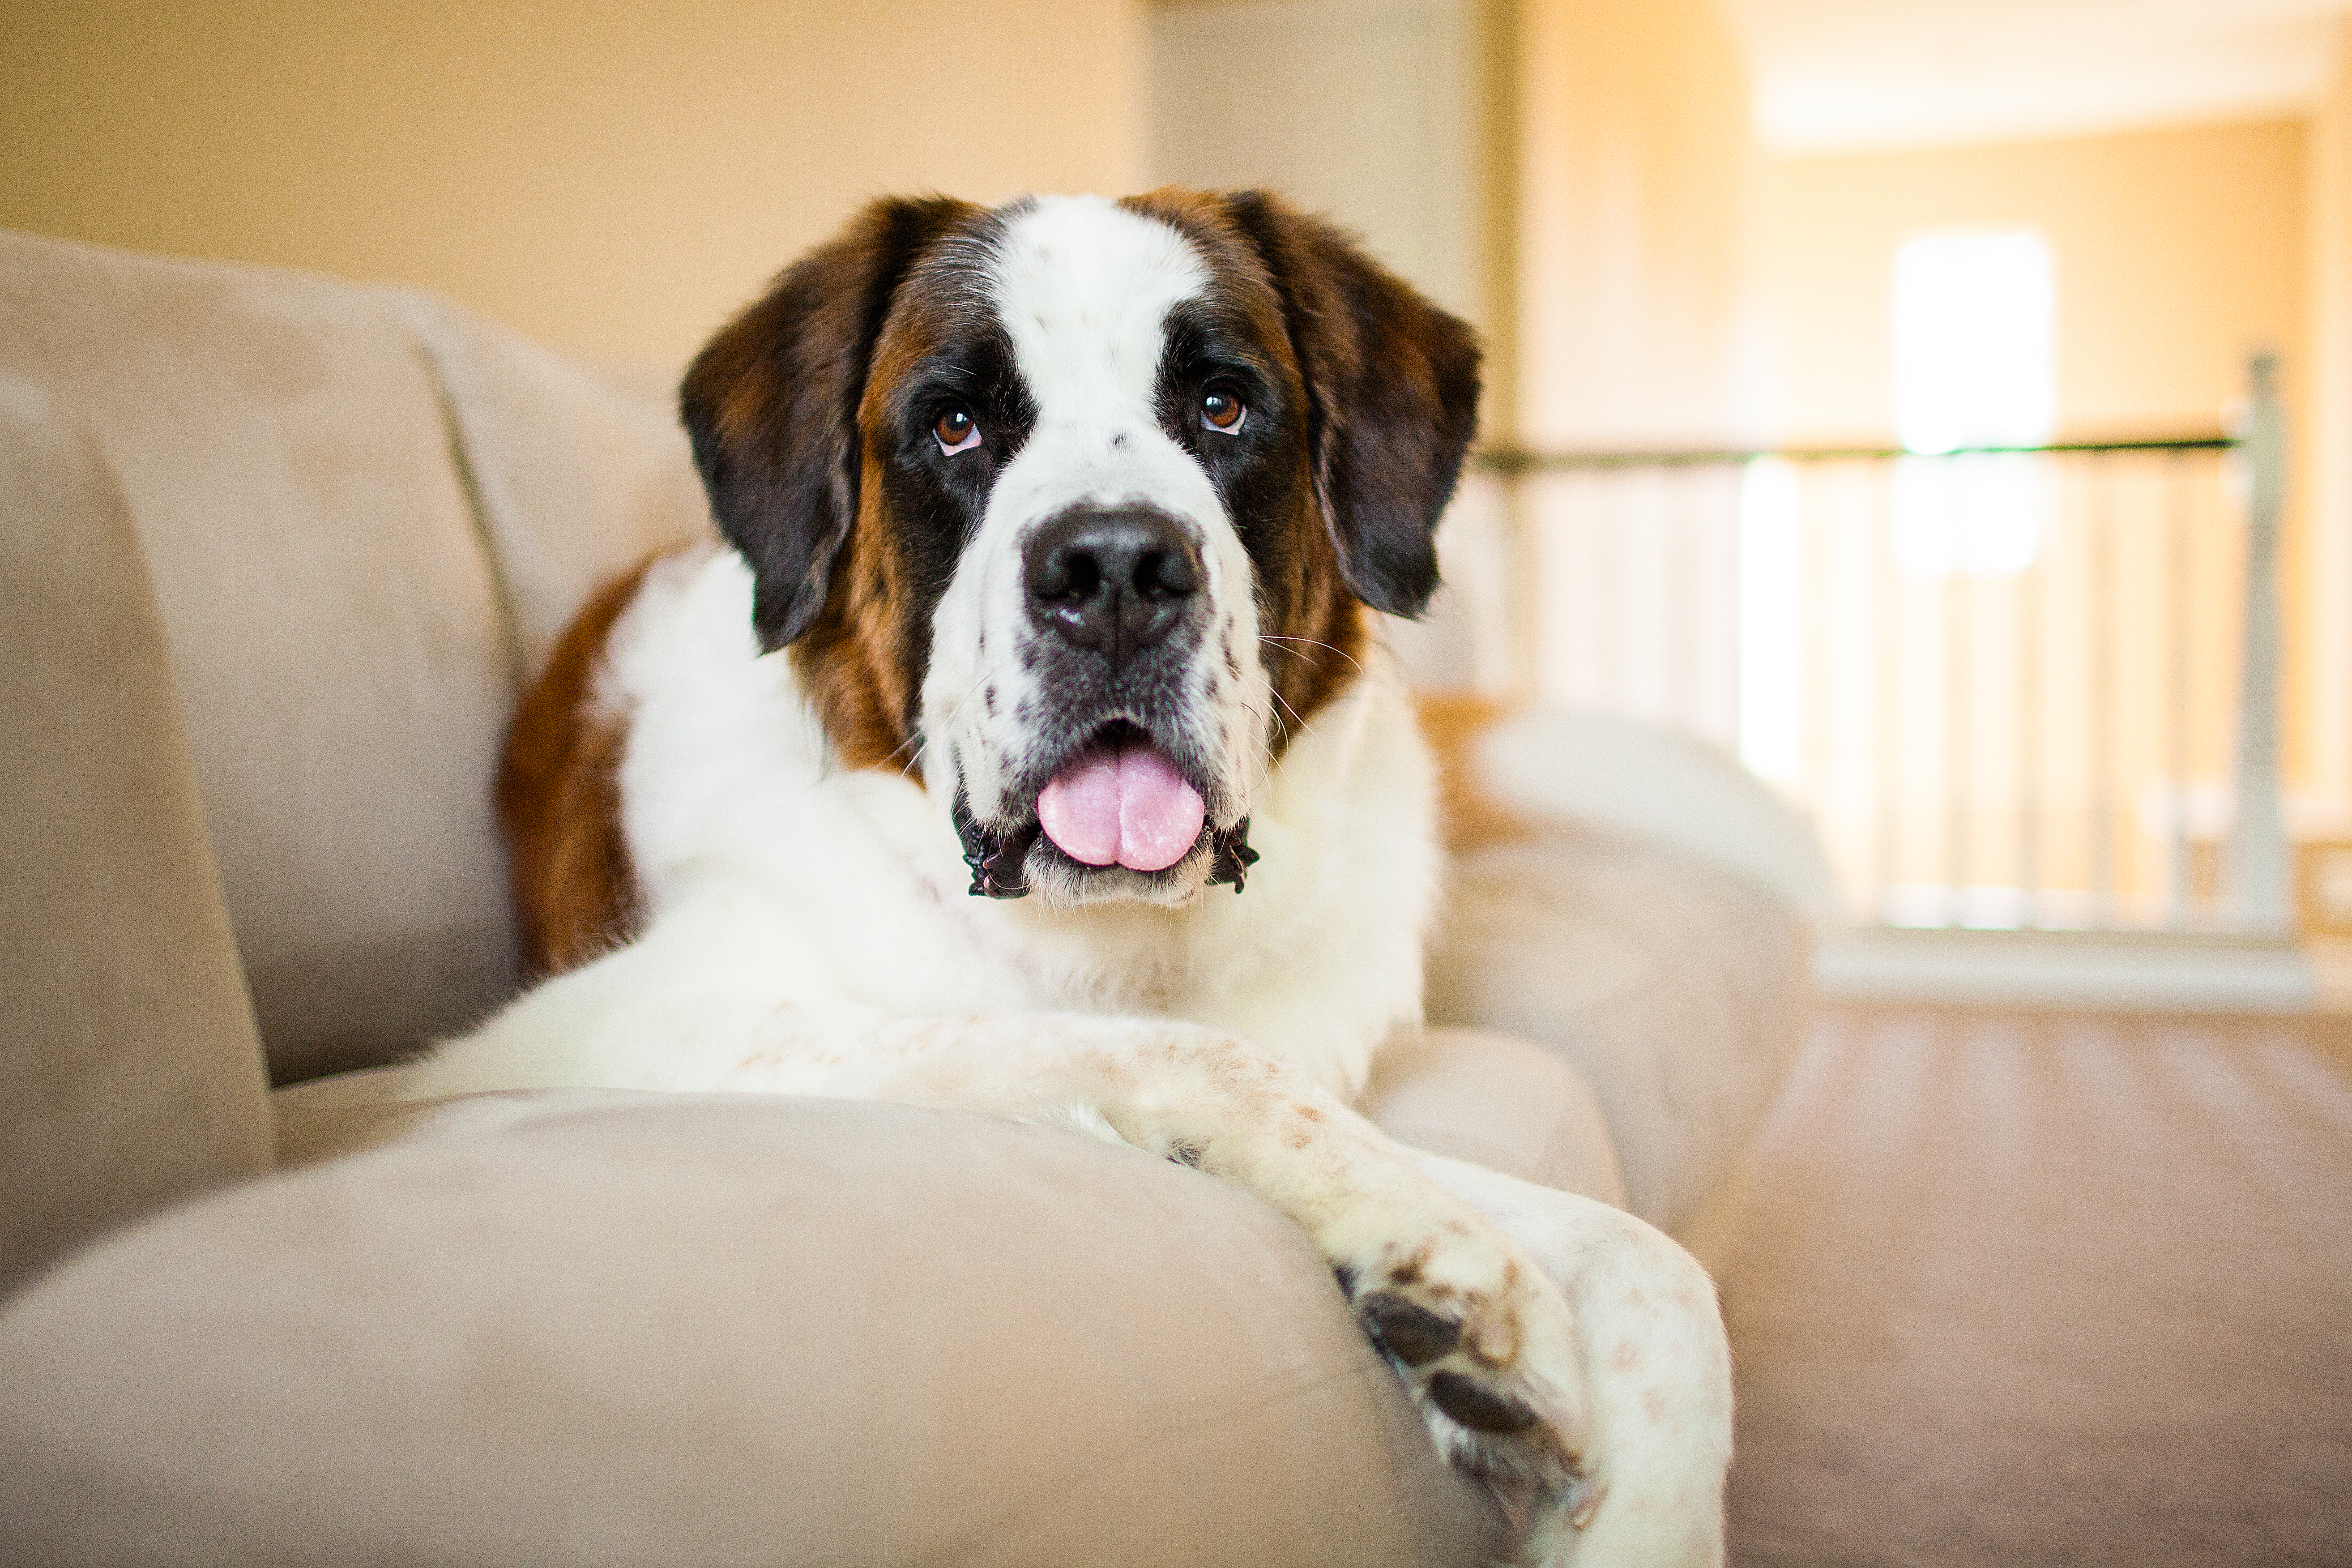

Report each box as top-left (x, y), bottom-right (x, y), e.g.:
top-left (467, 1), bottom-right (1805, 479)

top-left (1223, 190), bottom-right (1482, 620)
top-left (680, 196), bottom-right (973, 650)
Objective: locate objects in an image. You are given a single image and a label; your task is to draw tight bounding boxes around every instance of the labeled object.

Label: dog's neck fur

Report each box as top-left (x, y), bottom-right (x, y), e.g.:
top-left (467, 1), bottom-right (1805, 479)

top-left (604, 545), bottom-right (1440, 1101)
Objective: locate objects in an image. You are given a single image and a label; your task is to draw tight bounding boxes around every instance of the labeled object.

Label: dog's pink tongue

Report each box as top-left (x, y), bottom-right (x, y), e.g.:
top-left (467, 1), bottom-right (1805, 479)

top-left (1037, 745), bottom-right (1206, 872)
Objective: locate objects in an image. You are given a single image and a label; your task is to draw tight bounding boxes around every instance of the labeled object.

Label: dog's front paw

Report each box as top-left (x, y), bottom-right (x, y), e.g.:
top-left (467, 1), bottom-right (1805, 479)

top-left (1334, 1216), bottom-right (1599, 1521)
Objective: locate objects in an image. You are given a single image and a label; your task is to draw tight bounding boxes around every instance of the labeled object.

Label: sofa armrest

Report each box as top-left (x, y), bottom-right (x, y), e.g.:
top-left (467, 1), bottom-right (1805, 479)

top-left (0, 1097), bottom-right (1505, 1568)
top-left (0, 375), bottom-right (273, 1296)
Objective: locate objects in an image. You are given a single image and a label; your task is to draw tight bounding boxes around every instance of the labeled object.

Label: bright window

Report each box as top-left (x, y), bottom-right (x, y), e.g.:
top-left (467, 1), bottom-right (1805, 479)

top-left (1894, 231), bottom-right (2054, 455)
top-left (1891, 230), bottom-right (2056, 576)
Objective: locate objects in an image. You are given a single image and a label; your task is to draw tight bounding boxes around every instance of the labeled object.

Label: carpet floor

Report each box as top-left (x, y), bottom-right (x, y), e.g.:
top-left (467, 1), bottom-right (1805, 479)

top-left (1718, 1004), bottom-right (2352, 1566)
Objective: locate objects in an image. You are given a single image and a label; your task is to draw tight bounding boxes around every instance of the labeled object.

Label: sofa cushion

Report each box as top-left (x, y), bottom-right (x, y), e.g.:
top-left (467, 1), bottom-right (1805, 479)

top-left (0, 375), bottom-right (274, 1295)
top-left (0, 1098), bottom-right (1503, 1568)
top-left (1362, 1026), bottom-right (1628, 1207)
top-left (392, 293), bottom-right (711, 674)
top-left (0, 230), bottom-right (520, 1081)
top-left (1427, 830), bottom-right (1812, 1235)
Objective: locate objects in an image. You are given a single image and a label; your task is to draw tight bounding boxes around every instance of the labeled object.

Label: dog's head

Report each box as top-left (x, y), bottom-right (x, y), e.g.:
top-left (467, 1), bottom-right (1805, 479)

top-left (680, 190), bottom-right (1478, 909)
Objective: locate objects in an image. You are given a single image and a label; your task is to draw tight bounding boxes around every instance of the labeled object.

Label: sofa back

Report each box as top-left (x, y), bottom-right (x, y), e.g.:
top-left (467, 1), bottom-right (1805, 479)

top-left (0, 373), bottom-right (275, 1292)
top-left (0, 231), bottom-right (707, 1085)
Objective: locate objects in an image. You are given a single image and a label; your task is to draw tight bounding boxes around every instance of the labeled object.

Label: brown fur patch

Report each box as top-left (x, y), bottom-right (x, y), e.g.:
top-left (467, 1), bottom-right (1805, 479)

top-left (497, 560), bottom-right (656, 978)
top-left (785, 526), bottom-right (921, 774)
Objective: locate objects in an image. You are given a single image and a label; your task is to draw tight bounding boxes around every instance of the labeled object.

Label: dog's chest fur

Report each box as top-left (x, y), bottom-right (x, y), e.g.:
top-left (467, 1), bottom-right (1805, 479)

top-left (603, 547), bottom-right (1443, 1100)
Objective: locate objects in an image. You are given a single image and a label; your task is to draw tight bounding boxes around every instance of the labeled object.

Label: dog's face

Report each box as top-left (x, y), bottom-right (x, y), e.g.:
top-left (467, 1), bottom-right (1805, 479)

top-left (681, 190), bottom-right (1478, 909)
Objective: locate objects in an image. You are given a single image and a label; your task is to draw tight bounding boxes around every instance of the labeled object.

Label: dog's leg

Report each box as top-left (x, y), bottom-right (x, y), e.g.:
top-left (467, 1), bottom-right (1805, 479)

top-left (694, 1004), bottom-right (1598, 1510)
top-left (1408, 1150), bottom-right (1733, 1568)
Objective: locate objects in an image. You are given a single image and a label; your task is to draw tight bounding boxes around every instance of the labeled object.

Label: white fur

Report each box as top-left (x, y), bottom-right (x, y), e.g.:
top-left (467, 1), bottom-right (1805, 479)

top-left (401, 196), bottom-right (1729, 1565)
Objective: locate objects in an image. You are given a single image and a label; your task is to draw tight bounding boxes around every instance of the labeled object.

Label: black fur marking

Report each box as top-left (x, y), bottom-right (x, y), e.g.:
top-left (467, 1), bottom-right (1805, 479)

top-left (681, 196), bottom-right (980, 652)
top-left (680, 200), bottom-right (1046, 754)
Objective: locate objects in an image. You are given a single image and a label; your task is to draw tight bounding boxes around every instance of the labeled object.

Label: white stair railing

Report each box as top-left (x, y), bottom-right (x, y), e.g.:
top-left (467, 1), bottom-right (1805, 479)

top-left (1463, 355), bottom-right (2297, 944)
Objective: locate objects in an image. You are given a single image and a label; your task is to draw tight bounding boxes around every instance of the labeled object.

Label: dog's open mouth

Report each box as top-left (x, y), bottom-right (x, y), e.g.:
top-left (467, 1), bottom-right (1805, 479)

top-left (1036, 720), bottom-right (1205, 873)
top-left (954, 719), bottom-right (1257, 901)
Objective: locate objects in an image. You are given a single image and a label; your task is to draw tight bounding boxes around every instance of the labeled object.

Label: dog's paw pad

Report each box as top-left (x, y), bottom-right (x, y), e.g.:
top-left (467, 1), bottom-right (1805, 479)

top-left (1429, 1369), bottom-right (1540, 1433)
top-left (1358, 1291), bottom-right (1461, 1367)
top-left (1345, 1249), bottom-right (1589, 1495)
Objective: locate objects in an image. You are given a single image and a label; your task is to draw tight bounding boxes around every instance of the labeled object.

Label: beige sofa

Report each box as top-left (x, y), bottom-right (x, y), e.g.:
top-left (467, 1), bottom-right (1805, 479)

top-left (0, 229), bottom-right (1814, 1567)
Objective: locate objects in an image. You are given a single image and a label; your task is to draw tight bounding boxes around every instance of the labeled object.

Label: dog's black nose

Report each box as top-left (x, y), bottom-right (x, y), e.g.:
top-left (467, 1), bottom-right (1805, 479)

top-left (1024, 507), bottom-right (1200, 666)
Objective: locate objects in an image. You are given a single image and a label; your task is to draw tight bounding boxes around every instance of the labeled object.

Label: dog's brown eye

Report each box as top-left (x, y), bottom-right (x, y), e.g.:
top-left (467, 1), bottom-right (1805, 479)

top-left (1201, 387), bottom-right (1246, 434)
top-left (935, 406), bottom-right (980, 453)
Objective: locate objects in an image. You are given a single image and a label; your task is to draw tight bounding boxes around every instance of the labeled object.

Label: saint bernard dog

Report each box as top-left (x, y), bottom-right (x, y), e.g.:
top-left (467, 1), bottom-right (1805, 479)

top-left (401, 189), bottom-right (1733, 1565)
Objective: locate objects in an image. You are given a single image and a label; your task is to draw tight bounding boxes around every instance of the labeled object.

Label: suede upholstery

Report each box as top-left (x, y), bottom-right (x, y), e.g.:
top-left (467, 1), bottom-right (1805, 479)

top-left (0, 231), bottom-right (519, 1082)
top-left (0, 375), bottom-right (274, 1294)
top-left (390, 292), bottom-right (710, 675)
top-left (0, 1098), bottom-right (1507, 1568)
top-left (0, 235), bottom-right (704, 1084)
top-left (1363, 1026), bottom-right (1630, 1209)
top-left (1429, 833), bottom-right (1814, 1234)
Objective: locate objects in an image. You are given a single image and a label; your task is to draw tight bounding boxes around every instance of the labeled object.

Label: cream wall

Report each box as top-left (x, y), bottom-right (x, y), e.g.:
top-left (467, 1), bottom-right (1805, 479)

top-left (1758, 119), bottom-right (2308, 442)
top-left (1514, 0), bottom-right (1762, 449)
top-left (1503, 0), bottom-right (1760, 724)
top-left (1152, 1), bottom-right (1489, 329)
top-left (0, 3), bottom-right (1148, 372)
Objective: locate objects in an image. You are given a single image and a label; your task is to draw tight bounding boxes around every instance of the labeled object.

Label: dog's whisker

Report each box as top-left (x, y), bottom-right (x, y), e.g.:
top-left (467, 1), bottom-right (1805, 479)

top-left (1266, 685), bottom-right (1319, 746)
top-left (1259, 634), bottom-right (1365, 675)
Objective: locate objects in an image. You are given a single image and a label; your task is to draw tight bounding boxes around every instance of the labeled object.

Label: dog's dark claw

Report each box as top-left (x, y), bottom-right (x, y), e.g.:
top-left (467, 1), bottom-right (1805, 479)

top-left (1360, 1292), bottom-right (1462, 1367)
top-left (1429, 1370), bottom-right (1541, 1434)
